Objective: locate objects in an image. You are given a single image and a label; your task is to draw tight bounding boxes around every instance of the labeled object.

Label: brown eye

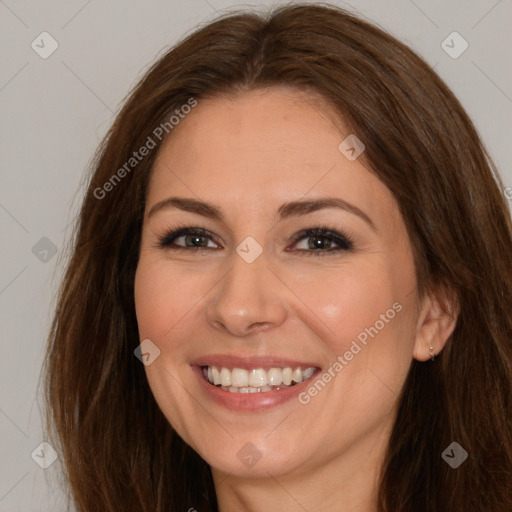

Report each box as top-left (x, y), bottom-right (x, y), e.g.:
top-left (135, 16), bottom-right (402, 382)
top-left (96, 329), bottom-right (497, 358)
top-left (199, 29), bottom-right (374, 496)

top-left (158, 227), bottom-right (220, 250)
top-left (290, 227), bottom-right (353, 255)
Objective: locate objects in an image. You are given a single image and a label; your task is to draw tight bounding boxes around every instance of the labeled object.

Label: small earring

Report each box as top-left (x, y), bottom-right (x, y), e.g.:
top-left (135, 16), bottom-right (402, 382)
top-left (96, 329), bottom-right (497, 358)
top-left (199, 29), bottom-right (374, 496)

top-left (429, 344), bottom-right (435, 361)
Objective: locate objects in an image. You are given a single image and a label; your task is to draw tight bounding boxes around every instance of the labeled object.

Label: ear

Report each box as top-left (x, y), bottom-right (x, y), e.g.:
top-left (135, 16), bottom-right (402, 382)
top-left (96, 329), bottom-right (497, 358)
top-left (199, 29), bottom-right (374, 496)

top-left (412, 285), bottom-right (459, 362)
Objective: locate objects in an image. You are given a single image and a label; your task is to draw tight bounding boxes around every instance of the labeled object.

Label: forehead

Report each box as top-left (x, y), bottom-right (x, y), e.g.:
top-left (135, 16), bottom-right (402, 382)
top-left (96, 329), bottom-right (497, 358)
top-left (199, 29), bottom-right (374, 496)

top-left (147, 88), bottom-right (399, 229)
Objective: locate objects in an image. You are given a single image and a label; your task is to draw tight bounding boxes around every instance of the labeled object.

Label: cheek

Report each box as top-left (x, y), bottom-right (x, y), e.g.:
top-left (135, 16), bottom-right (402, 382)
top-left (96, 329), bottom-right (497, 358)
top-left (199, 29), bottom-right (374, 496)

top-left (286, 260), bottom-right (403, 354)
top-left (293, 264), bottom-right (414, 414)
top-left (134, 258), bottom-right (203, 438)
top-left (134, 257), bottom-right (202, 342)
top-left (286, 256), bottom-right (416, 404)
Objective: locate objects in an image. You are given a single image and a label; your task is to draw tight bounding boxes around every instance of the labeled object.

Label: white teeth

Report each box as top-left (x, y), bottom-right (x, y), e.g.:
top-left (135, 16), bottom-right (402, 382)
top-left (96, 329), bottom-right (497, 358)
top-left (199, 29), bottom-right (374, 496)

top-left (220, 367), bottom-right (231, 387)
top-left (231, 368), bottom-right (249, 387)
top-left (292, 367), bottom-right (303, 383)
top-left (282, 367), bottom-right (292, 385)
top-left (221, 384), bottom-right (292, 393)
top-left (302, 367), bottom-right (315, 379)
top-left (203, 365), bottom-right (317, 392)
top-left (212, 366), bottom-right (221, 385)
top-left (267, 368), bottom-right (283, 386)
top-left (248, 368), bottom-right (266, 387)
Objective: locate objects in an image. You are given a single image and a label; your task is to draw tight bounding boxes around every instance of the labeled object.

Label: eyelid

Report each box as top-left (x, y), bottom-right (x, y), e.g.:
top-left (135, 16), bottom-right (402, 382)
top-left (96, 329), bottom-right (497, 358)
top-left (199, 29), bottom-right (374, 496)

top-left (154, 223), bottom-right (354, 255)
top-left (154, 225), bottom-right (354, 257)
top-left (288, 226), bottom-right (354, 253)
top-left (156, 226), bottom-right (221, 249)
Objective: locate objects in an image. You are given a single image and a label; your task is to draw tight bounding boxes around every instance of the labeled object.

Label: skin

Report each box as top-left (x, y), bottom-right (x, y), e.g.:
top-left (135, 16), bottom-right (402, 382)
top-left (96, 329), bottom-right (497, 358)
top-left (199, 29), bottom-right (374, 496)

top-left (134, 87), bottom-right (458, 511)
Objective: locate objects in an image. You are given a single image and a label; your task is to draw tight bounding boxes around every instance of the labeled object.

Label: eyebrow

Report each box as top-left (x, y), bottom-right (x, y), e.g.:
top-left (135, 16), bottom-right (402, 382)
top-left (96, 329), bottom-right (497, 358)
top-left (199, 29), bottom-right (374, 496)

top-left (147, 196), bottom-right (376, 231)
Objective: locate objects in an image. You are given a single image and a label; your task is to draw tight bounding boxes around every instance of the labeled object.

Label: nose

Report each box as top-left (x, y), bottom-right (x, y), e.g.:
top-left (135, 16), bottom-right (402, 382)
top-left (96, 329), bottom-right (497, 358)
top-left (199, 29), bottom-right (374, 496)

top-left (205, 249), bottom-right (287, 337)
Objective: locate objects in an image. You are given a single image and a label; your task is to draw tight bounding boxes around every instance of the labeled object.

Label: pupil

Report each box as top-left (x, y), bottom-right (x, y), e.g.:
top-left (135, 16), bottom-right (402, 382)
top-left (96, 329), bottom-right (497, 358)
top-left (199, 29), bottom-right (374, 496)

top-left (187, 235), bottom-right (205, 247)
top-left (309, 236), bottom-right (331, 249)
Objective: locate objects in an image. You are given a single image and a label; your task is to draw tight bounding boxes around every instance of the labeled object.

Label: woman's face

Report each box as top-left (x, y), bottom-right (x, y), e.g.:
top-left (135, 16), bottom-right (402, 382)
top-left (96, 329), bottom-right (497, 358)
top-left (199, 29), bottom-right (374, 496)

top-left (134, 87), bottom-right (421, 480)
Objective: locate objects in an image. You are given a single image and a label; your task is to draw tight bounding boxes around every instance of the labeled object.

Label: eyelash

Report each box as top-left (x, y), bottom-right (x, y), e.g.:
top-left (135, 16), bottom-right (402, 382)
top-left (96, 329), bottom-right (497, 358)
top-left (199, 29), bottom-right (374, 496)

top-left (155, 223), bottom-right (354, 256)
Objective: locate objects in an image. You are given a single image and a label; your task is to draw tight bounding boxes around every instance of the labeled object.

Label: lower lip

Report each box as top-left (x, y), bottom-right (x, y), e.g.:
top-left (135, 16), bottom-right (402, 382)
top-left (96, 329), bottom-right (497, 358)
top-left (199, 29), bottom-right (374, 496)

top-left (192, 365), bottom-right (320, 411)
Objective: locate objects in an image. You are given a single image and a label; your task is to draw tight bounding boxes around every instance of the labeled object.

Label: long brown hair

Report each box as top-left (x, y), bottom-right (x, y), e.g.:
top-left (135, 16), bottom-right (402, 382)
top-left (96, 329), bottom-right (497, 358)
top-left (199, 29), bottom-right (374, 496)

top-left (43, 4), bottom-right (512, 510)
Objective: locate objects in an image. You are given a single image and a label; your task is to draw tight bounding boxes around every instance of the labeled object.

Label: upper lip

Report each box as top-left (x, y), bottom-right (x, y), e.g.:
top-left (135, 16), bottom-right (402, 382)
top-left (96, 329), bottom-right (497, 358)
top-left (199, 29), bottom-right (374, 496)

top-left (190, 354), bottom-right (320, 370)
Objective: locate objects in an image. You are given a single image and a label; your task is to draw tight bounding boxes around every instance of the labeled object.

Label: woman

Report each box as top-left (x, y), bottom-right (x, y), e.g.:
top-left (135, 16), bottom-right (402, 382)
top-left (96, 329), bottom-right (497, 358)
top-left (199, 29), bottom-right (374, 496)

top-left (43, 3), bottom-right (512, 511)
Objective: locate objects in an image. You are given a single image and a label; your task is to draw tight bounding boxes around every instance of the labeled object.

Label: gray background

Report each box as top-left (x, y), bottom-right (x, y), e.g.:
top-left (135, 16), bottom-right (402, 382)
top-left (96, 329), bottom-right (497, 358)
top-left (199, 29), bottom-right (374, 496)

top-left (1, 0), bottom-right (511, 510)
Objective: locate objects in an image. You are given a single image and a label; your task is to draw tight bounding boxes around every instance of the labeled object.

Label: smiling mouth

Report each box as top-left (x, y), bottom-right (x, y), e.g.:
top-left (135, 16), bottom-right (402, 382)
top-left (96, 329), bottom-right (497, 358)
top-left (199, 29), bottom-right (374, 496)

top-left (201, 365), bottom-right (318, 393)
